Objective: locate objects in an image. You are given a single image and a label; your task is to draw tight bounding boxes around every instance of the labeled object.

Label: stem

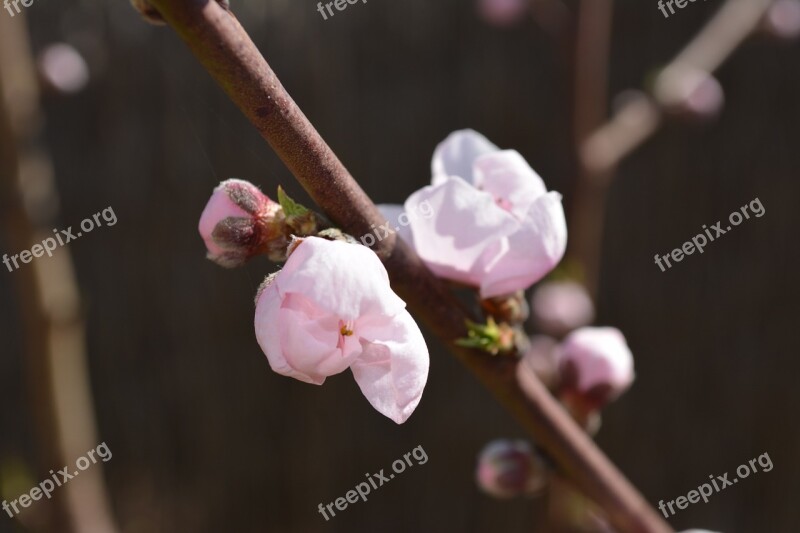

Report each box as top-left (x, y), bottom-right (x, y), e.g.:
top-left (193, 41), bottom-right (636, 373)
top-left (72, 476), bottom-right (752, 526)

top-left (145, 1), bottom-right (671, 530)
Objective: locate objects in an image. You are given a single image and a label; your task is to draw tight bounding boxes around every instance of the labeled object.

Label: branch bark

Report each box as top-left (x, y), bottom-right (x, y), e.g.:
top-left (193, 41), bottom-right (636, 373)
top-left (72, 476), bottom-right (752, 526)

top-left (144, 1), bottom-right (672, 531)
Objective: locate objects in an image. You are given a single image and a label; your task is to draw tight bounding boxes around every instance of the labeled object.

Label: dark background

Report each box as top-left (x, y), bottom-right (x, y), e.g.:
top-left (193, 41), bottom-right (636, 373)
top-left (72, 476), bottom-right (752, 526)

top-left (1, 0), bottom-right (799, 531)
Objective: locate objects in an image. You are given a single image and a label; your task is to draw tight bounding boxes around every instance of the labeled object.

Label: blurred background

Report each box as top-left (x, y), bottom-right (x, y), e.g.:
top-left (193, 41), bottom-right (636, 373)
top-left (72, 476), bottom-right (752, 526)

top-left (0, 0), bottom-right (799, 531)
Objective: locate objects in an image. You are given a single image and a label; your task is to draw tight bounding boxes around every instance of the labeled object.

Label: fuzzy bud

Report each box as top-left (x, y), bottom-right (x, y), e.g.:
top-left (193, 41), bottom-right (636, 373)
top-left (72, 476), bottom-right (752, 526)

top-left (198, 179), bottom-right (289, 267)
top-left (476, 439), bottom-right (547, 498)
top-left (130, 0), bottom-right (230, 25)
top-left (655, 66), bottom-right (724, 122)
top-left (531, 281), bottom-right (595, 337)
top-left (762, 0), bottom-right (800, 41)
top-left (557, 327), bottom-right (634, 411)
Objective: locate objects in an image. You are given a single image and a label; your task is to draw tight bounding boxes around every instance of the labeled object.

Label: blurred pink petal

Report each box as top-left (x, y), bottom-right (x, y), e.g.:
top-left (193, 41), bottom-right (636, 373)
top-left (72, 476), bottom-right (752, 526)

top-left (478, 0), bottom-right (529, 27)
top-left (37, 43), bottom-right (90, 94)
top-left (531, 280), bottom-right (595, 337)
top-left (254, 237), bottom-right (429, 423)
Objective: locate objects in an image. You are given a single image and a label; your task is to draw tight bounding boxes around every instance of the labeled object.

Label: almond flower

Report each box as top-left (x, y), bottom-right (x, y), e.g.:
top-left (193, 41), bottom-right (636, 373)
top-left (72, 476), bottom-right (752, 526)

top-left (381, 130), bottom-right (567, 299)
top-left (556, 327), bottom-right (634, 409)
top-left (198, 179), bottom-right (288, 267)
top-left (254, 236), bottom-right (429, 424)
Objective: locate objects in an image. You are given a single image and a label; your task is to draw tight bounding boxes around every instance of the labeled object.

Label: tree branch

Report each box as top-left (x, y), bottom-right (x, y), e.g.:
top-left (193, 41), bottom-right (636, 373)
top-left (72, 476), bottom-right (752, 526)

top-left (145, 1), bottom-right (671, 530)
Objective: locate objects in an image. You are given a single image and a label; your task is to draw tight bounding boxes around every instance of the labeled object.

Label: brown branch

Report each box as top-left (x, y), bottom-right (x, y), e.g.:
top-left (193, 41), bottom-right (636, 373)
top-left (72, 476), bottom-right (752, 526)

top-left (144, 1), bottom-right (671, 531)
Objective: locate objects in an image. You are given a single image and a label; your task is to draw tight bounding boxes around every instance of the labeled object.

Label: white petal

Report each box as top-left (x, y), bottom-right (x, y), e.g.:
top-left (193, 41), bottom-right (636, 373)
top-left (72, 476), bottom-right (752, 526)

top-left (431, 129), bottom-right (499, 185)
top-left (479, 191), bottom-right (567, 298)
top-left (404, 177), bottom-right (518, 287)
top-left (472, 150), bottom-right (547, 216)
top-left (350, 311), bottom-right (430, 424)
top-left (276, 237), bottom-right (406, 321)
top-left (376, 203), bottom-right (414, 243)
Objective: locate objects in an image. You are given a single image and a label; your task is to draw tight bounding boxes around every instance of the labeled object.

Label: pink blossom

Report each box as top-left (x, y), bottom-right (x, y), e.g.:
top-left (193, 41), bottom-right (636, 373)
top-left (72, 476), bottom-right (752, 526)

top-left (557, 327), bottom-right (634, 407)
top-left (531, 280), bottom-right (595, 337)
top-left (478, 0), bottom-right (529, 27)
top-left (198, 179), bottom-right (286, 267)
top-left (475, 439), bottom-right (547, 498)
top-left (254, 236), bottom-right (429, 424)
top-left (384, 130), bottom-right (567, 299)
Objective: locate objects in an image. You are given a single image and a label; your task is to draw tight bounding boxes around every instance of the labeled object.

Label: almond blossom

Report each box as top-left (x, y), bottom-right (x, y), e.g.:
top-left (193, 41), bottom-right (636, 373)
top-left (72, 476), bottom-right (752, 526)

top-left (253, 236), bottom-right (429, 424)
top-left (381, 130), bottom-right (567, 299)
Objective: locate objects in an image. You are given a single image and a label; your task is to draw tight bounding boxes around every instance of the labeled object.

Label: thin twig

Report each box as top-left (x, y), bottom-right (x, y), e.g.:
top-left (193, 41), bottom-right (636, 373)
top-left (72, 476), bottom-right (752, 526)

top-left (144, 1), bottom-right (672, 531)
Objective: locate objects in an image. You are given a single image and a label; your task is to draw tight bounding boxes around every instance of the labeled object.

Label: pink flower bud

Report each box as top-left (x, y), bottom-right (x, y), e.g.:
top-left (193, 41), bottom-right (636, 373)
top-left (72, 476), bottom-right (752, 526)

top-left (476, 439), bottom-right (547, 498)
top-left (557, 327), bottom-right (634, 409)
top-left (198, 179), bottom-right (287, 267)
top-left (478, 0), bottom-right (529, 27)
top-left (37, 44), bottom-right (90, 95)
top-left (401, 130), bottom-right (567, 299)
top-left (254, 237), bottom-right (430, 424)
top-left (655, 66), bottom-right (724, 121)
top-left (763, 0), bottom-right (800, 40)
top-left (531, 280), bottom-right (595, 337)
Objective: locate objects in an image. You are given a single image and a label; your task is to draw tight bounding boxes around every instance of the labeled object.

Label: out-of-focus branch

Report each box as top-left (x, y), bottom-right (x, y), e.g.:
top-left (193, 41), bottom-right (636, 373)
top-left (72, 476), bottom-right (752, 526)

top-left (567, 0), bottom-right (615, 297)
top-left (143, 1), bottom-right (671, 531)
top-left (0, 14), bottom-right (119, 533)
top-left (569, 0), bottom-right (772, 296)
top-left (582, 0), bottom-right (773, 177)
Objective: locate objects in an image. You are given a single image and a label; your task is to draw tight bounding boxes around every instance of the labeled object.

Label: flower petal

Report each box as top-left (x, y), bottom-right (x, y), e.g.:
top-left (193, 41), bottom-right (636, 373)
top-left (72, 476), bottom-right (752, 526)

top-left (432, 129), bottom-right (499, 186)
top-left (404, 177), bottom-right (518, 287)
top-left (350, 310), bottom-right (430, 424)
top-left (472, 150), bottom-right (547, 216)
top-left (276, 237), bottom-right (406, 320)
top-left (376, 204), bottom-right (414, 243)
top-left (478, 191), bottom-right (567, 298)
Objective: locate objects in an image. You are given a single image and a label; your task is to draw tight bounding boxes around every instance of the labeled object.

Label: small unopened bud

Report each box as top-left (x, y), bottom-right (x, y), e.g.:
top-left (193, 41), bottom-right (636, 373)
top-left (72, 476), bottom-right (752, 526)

top-left (37, 44), bottom-right (90, 95)
top-left (762, 0), bottom-right (800, 41)
top-left (557, 327), bottom-right (634, 411)
top-left (476, 440), bottom-right (547, 498)
top-left (531, 281), bottom-right (594, 337)
top-left (655, 66), bottom-right (724, 122)
top-left (477, 0), bottom-right (529, 27)
top-left (198, 179), bottom-right (289, 267)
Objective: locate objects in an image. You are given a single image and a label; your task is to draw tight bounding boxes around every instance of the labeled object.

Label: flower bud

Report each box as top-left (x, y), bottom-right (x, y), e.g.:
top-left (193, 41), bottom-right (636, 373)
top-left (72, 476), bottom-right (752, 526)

top-left (478, 0), bottom-right (529, 27)
top-left (198, 179), bottom-right (288, 267)
top-left (130, 0), bottom-right (230, 25)
top-left (655, 66), bottom-right (724, 122)
top-left (762, 0), bottom-right (800, 41)
top-left (476, 439), bottom-right (547, 498)
top-left (37, 44), bottom-right (90, 95)
top-left (556, 327), bottom-right (634, 411)
top-left (531, 280), bottom-right (594, 337)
